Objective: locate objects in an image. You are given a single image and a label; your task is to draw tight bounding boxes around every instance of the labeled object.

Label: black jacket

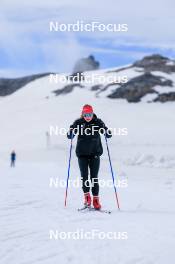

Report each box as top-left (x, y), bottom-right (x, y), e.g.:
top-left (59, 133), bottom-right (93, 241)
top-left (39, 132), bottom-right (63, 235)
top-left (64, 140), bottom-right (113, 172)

top-left (67, 114), bottom-right (112, 157)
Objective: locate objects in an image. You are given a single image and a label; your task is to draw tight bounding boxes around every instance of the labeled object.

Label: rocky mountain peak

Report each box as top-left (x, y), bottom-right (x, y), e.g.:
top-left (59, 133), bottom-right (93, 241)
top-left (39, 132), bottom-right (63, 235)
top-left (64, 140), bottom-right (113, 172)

top-left (133, 54), bottom-right (175, 73)
top-left (72, 55), bottom-right (100, 74)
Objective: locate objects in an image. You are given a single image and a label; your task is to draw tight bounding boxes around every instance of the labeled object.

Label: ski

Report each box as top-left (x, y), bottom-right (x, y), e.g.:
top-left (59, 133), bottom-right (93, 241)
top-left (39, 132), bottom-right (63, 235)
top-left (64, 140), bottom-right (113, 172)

top-left (77, 205), bottom-right (90, 211)
top-left (89, 207), bottom-right (112, 214)
top-left (78, 206), bottom-right (111, 214)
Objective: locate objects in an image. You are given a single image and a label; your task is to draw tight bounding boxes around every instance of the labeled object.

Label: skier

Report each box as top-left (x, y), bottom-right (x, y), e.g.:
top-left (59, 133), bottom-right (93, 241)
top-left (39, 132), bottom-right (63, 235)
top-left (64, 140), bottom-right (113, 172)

top-left (10, 150), bottom-right (16, 167)
top-left (46, 131), bottom-right (51, 148)
top-left (67, 104), bottom-right (112, 210)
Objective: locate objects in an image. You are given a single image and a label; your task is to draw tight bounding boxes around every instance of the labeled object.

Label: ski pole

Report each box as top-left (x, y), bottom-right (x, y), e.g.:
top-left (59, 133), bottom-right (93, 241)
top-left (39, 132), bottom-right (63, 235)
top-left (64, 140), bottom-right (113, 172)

top-left (64, 136), bottom-right (73, 207)
top-left (104, 134), bottom-right (120, 210)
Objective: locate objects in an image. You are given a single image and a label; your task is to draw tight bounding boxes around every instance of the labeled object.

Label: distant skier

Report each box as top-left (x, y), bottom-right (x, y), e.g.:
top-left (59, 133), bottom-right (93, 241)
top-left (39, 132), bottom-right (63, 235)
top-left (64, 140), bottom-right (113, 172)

top-left (67, 104), bottom-right (112, 210)
top-left (46, 131), bottom-right (51, 148)
top-left (11, 150), bottom-right (16, 167)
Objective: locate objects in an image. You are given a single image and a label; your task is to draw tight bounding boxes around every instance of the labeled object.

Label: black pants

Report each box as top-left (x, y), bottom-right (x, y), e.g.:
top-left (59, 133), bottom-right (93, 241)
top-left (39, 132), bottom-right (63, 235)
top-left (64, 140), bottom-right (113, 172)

top-left (78, 156), bottom-right (100, 196)
top-left (11, 160), bottom-right (15, 167)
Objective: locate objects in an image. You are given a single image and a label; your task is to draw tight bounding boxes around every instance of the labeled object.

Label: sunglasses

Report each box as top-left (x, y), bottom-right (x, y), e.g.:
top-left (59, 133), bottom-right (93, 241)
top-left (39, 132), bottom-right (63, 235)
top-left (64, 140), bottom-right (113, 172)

top-left (83, 113), bottom-right (93, 118)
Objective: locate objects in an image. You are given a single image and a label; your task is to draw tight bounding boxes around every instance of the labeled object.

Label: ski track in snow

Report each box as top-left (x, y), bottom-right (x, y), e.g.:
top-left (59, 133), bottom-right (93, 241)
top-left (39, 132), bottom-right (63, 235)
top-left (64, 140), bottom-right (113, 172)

top-left (0, 159), bottom-right (175, 264)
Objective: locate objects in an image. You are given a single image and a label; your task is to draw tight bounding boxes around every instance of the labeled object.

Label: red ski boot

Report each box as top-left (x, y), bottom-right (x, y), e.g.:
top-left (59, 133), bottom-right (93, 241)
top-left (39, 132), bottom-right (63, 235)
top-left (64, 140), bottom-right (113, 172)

top-left (84, 192), bottom-right (91, 207)
top-left (93, 196), bottom-right (101, 210)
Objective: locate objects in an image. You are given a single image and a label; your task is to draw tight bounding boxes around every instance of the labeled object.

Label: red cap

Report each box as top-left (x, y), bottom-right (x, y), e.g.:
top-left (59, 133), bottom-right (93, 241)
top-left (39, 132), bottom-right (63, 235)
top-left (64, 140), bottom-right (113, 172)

top-left (82, 104), bottom-right (93, 114)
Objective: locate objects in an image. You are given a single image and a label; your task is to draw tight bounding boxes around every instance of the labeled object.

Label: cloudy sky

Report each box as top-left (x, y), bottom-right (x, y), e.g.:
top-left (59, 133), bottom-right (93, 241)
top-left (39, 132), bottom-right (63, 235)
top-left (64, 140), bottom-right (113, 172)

top-left (0, 0), bottom-right (175, 77)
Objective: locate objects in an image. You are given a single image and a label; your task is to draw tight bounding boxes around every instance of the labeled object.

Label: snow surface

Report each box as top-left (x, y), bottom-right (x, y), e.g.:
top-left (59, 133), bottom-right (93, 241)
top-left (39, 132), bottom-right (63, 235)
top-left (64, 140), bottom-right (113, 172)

top-left (0, 73), bottom-right (175, 264)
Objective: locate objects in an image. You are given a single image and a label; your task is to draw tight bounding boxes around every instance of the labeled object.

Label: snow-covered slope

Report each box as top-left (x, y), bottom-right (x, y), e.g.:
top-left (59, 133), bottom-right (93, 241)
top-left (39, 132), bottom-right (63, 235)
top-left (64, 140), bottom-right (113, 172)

top-left (0, 71), bottom-right (175, 264)
top-left (48, 66), bottom-right (175, 102)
